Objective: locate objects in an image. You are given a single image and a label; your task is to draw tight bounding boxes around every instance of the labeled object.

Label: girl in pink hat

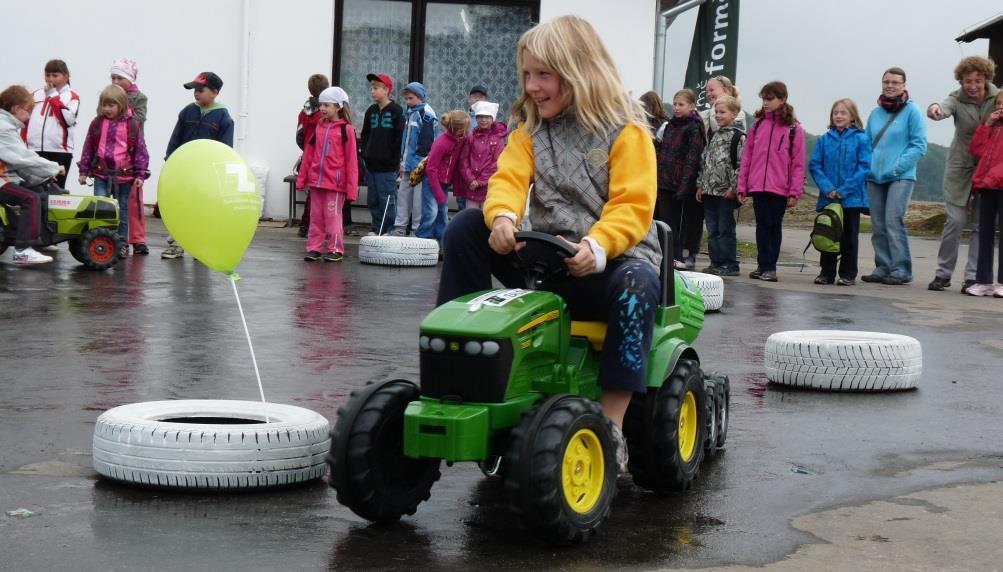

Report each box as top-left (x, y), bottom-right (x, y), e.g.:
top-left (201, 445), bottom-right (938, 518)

top-left (106, 58), bottom-right (147, 131)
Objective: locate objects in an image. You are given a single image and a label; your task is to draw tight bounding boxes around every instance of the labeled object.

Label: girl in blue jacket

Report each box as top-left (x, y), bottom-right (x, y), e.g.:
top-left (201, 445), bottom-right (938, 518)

top-left (809, 98), bottom-right (872, 285)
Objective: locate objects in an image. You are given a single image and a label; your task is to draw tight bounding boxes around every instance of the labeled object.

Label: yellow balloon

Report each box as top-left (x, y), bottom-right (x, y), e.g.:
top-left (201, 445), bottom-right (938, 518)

top-left (158, 140), bottom-right (260, 275)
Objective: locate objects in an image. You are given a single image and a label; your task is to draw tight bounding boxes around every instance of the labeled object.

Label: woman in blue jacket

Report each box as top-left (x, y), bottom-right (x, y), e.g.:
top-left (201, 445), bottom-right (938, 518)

top-left (861, 67), bottom-right (927, 285)
top-left (809, 98), bottom-right (872, 285)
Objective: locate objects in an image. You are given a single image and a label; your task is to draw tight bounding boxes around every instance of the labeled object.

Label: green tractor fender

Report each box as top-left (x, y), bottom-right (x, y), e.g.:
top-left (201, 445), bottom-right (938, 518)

top-left (646, 340), bottom-right (699, 389)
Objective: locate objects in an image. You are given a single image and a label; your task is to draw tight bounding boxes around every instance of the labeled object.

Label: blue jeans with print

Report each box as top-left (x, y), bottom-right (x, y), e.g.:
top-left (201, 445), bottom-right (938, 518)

top-left (94, 178), bottom-right (129, 241)
top-left (416, 178), bottom-right (448, 241)
top-left (867, 180), bottom-right (913, 281)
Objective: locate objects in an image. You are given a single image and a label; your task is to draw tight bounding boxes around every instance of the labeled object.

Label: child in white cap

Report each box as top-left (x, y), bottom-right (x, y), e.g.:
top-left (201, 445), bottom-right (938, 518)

top-left (456, 100), bottom-right (507, 210)
top-left (107, 58), bottom-right (147, 130)
top-left (296, 86), bottom-right (359, 262)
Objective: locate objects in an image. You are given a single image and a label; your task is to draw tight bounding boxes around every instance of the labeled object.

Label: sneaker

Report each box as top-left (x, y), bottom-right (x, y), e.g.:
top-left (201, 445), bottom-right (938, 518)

top-left (683, 256), bottom-right (696, 270)
top-left (610, 423), bottom-right (629, 474)
top-left (12, 247), bottom-right (53, 265)
top-left (366, 231), bottom-right (377, 236)
top-left (927, 276), bottom-right (951, 291)
top-left (882, 276), bottom-right (908, 285)
top-left (673, 259), bottom-right (688, 270)
top-left (304, 250), bottom-right (322, 262)
top-left (323, 252), bottom-right (343, 262)
top-left (390, 228), bottom-right (407, 237)
top-left (861, 274), bottom-right (885, 283)
top-left (961, 279), bottom-right (976, 295)
top-left (39, 244), bottom-right (59, 252)
top-left (994, 284), bottom-right (1003, 298)
top-left (836, 277), bottom-right (856, 286)
top-left (161, 245), bottom-right (184, 259)
top-left (814, 274), bottom-right (834, 285)
top-left (965, 283), bottom-right (994, 297)
top-left (701, 266), bottom-right (723, 275)
top-left (759, 271), bottom-right (779, 282)
top-left (720, 267), bottom-right (741, 277)
top-left (133, 243), bottom-right (149, 256)
top-left (749, 269), bottom-right (763, 280)
top-left (118, 245), bottom-right (129, 259)
top-left (297, 226), bottom-right (308, 238)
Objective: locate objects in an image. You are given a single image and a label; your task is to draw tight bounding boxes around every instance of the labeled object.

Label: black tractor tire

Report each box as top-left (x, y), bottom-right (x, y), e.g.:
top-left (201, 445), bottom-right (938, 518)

top-left (623, 359), bottom-right (707, 494)
top-left (708, 373), bottom-right (730, 448)
top-left (504, 395), bottom-right (617, 545)
top-left (68, 239), bottom-right (86, 264)
top-left (327, 380), bottom-right (441, 524)
top-left (78, 227), bottom-right (120, 270)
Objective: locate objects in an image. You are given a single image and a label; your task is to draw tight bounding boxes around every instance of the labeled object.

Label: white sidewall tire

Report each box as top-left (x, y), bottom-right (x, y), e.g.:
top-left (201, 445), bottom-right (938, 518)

top-left (680, 271), bottom-right (724, 312)
top-left (764, 330), bottom-right (922, 392)
top-left (359, 236), bottom-right (439, 267)
top-left (92, 400), bottom-right (331, 490)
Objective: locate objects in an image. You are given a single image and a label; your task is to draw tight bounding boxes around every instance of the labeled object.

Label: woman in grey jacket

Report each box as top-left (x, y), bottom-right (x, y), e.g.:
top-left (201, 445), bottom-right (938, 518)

top-left (926, 56), bottom-right (1000, 293)
top-left (0, 85), bottom-right (62, 265)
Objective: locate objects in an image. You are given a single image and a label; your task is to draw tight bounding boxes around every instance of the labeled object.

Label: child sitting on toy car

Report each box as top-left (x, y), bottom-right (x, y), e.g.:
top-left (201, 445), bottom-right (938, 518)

top-left (437, 15), bottom-right (661, 472)
top-left (0, 85), bottom-right (63, 265)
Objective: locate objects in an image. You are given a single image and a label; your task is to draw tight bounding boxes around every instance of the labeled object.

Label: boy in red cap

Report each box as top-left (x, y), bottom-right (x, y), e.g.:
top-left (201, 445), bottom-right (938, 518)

top-left (360, 73), bottom-right (404, 235)
top-left (161, 71), bottom-right (234, 259)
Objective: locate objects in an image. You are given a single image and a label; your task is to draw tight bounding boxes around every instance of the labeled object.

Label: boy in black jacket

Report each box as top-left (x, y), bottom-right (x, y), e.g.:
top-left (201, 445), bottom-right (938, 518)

top-left (360, 73), bottom-right (404, 235)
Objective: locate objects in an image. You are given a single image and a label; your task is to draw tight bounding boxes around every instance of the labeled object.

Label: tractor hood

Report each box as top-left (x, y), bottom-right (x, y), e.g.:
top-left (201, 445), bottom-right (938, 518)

top-left (421, 289), bottom-right (565, 338)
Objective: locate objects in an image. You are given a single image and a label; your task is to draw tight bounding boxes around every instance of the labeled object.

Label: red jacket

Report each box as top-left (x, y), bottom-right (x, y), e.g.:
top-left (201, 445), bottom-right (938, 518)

top-left (969, 123), bottom-right (1003, 192)
top-left (297, 118), bottom-right (359, 200)
top-left (457, 121), bottom-right (508, 201)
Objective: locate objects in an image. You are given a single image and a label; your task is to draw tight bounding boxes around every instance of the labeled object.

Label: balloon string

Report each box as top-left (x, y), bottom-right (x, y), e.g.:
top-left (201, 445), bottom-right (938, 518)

top-left (230, 275), bottom-right (269, 422)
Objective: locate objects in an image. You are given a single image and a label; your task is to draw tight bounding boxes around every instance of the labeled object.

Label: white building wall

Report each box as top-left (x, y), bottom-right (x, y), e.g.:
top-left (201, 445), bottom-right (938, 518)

top-left (6, 0), bottom-right (652, 220)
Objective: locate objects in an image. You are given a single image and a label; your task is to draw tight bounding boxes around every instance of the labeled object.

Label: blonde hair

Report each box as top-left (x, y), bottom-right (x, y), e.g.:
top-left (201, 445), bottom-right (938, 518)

top-left (674, 89), bottom-right (696, 106)
top-left (828, 98), bottom-right (864, 130)
top-left (99, 84), bottom-right (129, 117)
top-left (709, 76), bottom-right (742, 106)
top-left (714, 95), bottom-right (741, 115)
top-left (440, 110), bottom-right (471, 136)
top-left (511, 15), bottom-right (647, 136)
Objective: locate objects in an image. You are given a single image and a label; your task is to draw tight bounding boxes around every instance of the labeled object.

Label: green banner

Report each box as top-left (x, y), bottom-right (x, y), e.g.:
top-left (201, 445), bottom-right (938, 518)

top-left (683, 0), bottom-right (740, 111)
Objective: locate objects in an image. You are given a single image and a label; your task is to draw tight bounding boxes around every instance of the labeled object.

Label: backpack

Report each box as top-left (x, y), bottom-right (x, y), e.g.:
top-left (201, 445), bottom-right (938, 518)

top-left (808, 202), bottom-right (844, 254)
top-left (87, 116), bottom-right (140, 163)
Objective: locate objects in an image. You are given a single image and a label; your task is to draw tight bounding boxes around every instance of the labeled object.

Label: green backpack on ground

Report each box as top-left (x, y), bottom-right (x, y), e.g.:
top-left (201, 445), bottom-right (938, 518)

top-left (809, 202), bottom-right (844, 254)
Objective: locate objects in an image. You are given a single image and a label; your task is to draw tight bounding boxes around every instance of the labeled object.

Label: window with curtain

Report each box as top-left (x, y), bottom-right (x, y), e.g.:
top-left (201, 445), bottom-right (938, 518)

top-left (422, 3), bottom-right (534, 121)
top-left (340, 0), bottom-right (412, 130)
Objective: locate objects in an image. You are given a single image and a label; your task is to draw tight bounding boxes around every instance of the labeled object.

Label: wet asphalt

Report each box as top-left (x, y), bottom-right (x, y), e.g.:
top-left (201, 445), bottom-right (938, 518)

top-left (1, 217), bottom-right (1001, 571)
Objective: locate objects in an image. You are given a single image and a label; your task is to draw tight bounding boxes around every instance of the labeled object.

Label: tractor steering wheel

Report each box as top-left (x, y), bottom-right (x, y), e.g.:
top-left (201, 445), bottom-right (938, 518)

top-left (511, 231), bottom-right (578, 290)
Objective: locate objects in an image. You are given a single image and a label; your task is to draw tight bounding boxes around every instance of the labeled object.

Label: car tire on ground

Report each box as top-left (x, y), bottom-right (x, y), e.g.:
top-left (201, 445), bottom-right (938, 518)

top-left (679, 271), bottom-right (724, 312)
top-left (92, 400), bottom-right (331, 490)
top-left (358, 236), bottom-right (439, 267)
top-left (764, 330), bottom-right (922, 391)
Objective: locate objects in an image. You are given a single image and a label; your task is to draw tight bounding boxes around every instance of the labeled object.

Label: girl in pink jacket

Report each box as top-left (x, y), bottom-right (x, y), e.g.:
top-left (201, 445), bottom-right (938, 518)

top-left (297, 87), bottom-right (358, 262)
top-left (457, 101), bottom-right (507, 209)
top-left (737, 81), bottom-right (806, 282)
top-left (422, 110), bottom-right (470, 241)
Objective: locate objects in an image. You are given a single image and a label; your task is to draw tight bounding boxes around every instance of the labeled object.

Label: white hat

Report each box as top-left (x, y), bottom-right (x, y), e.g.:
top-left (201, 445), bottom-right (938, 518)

top-left (318, 86), bottom-right (349, 107)
top-left (471, 101), bottom-right (499, 120)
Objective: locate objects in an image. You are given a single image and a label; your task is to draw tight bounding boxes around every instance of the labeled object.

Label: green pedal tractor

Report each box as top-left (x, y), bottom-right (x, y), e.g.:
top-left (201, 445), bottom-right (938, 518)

top-left (329, 222), bottom-right (730, 544)
top-left (0, 184), bottom-right (122, 270)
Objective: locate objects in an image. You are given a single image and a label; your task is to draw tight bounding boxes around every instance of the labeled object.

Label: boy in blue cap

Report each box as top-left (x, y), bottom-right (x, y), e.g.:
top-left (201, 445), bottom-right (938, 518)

top-left (392, 82), bottom-right (437, 236)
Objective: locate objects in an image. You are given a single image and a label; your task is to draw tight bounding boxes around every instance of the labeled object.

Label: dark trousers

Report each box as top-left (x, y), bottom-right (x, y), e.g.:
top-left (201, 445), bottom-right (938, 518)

top-left (752, 193), bottom-right (788, 272)
top-left (38, 151), bottom-right (72, 188)
top-left (703, 195), bottom-right (738, 271)
top-left (438, 209), bottom-right (659, 393)
top-left (820, 207), bottom-right (863, 280)
top-left (366, 170), bottom-right (397, 234)
top-left (0, 183), bottom-right (45, 248)
top-left (299, 190), bottom-right (312, 230)
top-left (975, 189), bottom-right (1003, 284)
top-left (656, 191), bottom-right (703, 261)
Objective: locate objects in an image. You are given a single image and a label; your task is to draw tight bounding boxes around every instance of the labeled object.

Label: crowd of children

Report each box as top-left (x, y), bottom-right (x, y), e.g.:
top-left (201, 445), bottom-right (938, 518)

top-left (1, 41), bottom-right (1000, 298)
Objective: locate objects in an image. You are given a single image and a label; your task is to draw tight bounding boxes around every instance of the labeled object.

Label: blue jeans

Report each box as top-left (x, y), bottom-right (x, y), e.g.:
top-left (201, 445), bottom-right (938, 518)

top-left (867, 180), bottom-right (913, 281)
top-left (703, 195), bottom-right (738, 271)
top-left (455, 196), bottom-right (466, 211)
top-left (365, 170), bottom-right (397, 234)
top-left (416, 178), bottom-right (447, 241)
top-left (94, 178), bottom-right (129, 241)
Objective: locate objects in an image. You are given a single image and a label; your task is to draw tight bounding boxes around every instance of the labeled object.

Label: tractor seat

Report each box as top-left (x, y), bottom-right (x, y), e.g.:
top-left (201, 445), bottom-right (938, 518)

top-left (570, 321), bottom-right (606, 351)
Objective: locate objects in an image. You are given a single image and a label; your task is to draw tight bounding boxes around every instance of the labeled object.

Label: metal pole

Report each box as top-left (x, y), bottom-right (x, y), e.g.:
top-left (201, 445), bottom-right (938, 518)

top-left (652, 0), bottom-right (709, 98)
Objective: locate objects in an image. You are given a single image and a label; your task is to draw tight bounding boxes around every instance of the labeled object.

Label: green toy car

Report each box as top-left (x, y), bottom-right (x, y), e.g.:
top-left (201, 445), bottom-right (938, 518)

top-left (0, 183), bottom-right (122, 270)
top-left (328, 222), bottom-right (730, 544)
